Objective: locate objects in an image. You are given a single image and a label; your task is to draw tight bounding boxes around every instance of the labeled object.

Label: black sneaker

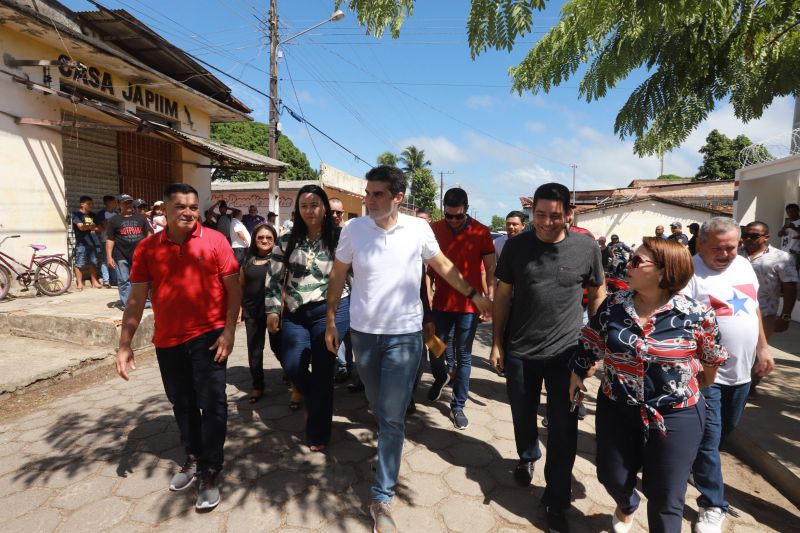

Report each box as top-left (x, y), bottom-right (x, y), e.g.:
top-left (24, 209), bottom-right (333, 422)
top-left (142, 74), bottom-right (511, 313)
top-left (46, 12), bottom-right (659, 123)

top-left (546, 506), bottom-right (569, 533)
top-left (169, 454), bottom-right (197, 491)
top-left (513, 460), bottom-right (534, 486)
top-left (427, 373), bottom-right (451, 402)
top-left (450, 408), bottom-right (469, 430)
top-left (347, 381), bottom-right (365, 393)
top-left (195, 469), bottom-right (221, 510)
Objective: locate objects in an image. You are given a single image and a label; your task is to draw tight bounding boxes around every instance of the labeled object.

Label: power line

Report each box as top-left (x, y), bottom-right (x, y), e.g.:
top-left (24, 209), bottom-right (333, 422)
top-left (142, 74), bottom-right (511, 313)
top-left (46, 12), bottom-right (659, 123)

top-left (282, 54), bottom-right (322, 163)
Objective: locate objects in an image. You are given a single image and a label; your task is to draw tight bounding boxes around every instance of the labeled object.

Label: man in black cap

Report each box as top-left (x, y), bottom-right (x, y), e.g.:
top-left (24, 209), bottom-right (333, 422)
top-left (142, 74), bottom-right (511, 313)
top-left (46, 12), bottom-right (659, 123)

top-left (106, 194), bottom-right (152, 309)
top-left (668, 221), bottom-right (689, 247)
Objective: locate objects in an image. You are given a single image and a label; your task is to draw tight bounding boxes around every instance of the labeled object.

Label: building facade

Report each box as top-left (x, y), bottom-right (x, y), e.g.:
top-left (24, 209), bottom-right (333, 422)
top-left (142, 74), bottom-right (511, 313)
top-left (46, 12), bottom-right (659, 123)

top-left (0, 0), bottom-right (283, 262)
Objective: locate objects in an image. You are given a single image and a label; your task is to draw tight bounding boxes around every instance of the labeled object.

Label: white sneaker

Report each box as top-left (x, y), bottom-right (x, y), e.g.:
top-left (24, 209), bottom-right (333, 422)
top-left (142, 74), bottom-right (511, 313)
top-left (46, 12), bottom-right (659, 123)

top-left (695, 506), bottom-right (725, 533)
top-left (612, 507), bottom-right (635, 533)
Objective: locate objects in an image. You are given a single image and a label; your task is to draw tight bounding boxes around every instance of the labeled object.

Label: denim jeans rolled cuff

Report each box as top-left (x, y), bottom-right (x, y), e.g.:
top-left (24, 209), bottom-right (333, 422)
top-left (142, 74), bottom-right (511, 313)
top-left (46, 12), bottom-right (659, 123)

top-left (596, 393), bottom-right (705, 532)
top-left (280, 297), bottom-right (350, 446)
top-left (429, 311), bottom-right (480, 410)
top-left (351, 329), bottom-right (423, 502)
top-left (692, 382), bottom-right (749, 511)
top-left (156, 327), bottom-right (228, 471)
top-left (504, 349), bottom-right (578, 509)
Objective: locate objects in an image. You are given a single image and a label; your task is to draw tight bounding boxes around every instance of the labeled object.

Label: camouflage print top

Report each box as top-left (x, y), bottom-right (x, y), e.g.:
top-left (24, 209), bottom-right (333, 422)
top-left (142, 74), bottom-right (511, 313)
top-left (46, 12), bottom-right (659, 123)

top-left (265, 231), bottom-right (349, 314)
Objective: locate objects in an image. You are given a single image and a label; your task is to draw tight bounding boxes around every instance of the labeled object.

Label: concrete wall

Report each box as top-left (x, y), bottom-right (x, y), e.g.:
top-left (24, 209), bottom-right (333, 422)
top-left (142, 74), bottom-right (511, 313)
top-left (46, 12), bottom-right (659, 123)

top-left (574, 201), bottom-right (717, 246)
top-left (0, 26), bottom-right (69, 259)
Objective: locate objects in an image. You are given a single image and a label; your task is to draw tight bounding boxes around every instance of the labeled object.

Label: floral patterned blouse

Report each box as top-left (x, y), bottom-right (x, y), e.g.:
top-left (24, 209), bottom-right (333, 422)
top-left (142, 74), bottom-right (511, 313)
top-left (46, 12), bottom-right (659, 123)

top-left (571, 289), bottom-right (728, 438)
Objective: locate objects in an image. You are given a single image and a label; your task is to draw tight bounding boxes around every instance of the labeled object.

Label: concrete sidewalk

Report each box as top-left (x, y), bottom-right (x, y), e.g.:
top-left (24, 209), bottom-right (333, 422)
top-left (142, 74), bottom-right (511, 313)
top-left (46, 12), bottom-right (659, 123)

top-left (0, 323), bottom-right (796, 532)
top-left (726, 321), bottom-right (800, 509)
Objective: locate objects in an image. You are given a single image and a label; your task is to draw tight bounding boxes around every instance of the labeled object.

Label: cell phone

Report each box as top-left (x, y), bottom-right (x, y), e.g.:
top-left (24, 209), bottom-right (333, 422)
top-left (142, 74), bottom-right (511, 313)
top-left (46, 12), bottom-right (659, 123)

top-left (570, 389), bottom-right (583, 413)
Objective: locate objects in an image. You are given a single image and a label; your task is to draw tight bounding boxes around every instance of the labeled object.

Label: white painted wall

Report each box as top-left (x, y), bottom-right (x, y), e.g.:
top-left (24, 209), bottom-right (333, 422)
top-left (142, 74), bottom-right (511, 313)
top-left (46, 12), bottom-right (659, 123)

top-left (574, 201), bottom-right (717, 247)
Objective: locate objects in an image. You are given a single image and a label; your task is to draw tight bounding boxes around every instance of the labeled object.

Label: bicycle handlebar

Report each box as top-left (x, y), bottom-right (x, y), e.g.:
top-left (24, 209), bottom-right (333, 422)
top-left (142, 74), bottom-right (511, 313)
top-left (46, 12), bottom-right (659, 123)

top-left (0, 235), bottom-right (21, 247)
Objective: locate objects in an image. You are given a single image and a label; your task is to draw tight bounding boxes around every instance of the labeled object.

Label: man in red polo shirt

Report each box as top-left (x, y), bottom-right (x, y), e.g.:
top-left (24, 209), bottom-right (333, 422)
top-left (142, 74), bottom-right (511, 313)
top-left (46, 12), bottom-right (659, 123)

top-left (427, 187), bottom-right (496, 429)
top-left (114, 183), bottom-right (241, 512)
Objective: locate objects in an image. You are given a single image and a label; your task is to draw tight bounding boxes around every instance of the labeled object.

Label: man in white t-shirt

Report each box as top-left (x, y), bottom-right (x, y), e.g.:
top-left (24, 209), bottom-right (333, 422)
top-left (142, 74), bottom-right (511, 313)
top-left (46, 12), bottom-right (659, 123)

top-left (229, 208), bottom-right (250, 268)
top-left (324, 165), bottom-right (492, 533)
top-left (778, 203), bottom-right (800, 272)
top-left (684, 217), bottom-right (775, 533)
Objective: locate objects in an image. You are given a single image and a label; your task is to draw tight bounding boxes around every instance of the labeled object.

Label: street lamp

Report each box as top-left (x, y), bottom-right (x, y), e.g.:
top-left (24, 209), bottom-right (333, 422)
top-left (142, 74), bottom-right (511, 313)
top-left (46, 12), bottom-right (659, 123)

top-left (267, 4), bottom-right (345, 224)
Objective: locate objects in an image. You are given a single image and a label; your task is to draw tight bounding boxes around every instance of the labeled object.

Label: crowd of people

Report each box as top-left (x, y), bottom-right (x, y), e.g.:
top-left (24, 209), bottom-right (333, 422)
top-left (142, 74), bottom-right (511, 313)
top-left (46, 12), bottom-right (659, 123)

top-left (100, 171), bottom-right (798, 533)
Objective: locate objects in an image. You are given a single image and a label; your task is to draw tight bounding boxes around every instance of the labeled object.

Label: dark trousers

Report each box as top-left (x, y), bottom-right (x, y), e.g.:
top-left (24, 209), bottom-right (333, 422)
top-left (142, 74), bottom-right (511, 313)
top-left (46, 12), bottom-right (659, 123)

top-left (504, 351), bottom-right (578, 509)
top-left (281, 297), bottom-right (349, 446)
top-left (156, 328), bottom-right (228, 472)
top-left (596, 393), bottom-right (706, 533)
top-left (245, 315), bottom-right (282, 391)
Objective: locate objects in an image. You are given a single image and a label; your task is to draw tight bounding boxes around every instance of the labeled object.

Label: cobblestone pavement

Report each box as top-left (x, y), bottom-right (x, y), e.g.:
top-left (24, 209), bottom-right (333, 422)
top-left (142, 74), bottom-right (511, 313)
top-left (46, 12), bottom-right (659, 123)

top-left (0, 324), bottom-right (797, 532)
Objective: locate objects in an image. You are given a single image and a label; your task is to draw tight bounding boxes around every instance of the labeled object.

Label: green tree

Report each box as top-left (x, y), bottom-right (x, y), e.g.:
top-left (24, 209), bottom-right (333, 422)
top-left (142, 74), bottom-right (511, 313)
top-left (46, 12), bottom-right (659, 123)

top-left (695, 130), bottom-right (748, 181)
top-left (210, 122), bottom-right (318, 181)
top-left (399, 145), bottom-right (431, 174)
top-left (490, 215), bottom-right (505, 231)
top-left (656, 174), bottom-right (689, 181)
top-left (338, 0), bottom-right (800, 156)
top-left (377, 151), bottom-right (399, 166)
top-left (407, 167), bottom-right (438, 212)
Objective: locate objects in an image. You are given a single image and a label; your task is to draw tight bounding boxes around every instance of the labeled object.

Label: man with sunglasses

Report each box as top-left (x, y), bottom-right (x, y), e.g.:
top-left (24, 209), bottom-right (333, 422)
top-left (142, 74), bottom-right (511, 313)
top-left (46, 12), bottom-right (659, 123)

top-left (739, 221), bottom-right (796, 396)
top-left (427, 187), bottom-right (496, 430)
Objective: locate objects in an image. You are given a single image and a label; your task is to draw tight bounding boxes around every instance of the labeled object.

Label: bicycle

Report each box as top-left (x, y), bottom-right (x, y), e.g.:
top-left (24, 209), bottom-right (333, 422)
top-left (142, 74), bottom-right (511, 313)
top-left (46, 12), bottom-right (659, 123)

top-left (0, 235), bottom-right (73, 300)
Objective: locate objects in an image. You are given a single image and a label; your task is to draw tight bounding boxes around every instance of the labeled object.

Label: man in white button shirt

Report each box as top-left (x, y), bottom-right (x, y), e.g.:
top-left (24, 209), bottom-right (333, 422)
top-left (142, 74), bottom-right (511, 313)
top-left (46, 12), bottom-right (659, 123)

top-left (325, 165), bottom-right (491, 533)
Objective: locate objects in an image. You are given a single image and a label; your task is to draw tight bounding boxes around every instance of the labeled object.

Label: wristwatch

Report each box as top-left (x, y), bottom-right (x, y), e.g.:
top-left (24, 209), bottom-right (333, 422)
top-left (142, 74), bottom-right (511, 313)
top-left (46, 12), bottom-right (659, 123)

top-left (779, 313), bottom-right (792, 321)
top-left (465, 287), bottom-right (477, 300)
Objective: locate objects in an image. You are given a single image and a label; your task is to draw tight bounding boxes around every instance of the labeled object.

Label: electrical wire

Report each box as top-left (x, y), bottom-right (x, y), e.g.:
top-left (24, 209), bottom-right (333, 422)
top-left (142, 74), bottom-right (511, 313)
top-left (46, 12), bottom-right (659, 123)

top-left (282, 55), bottom-right (323, 163)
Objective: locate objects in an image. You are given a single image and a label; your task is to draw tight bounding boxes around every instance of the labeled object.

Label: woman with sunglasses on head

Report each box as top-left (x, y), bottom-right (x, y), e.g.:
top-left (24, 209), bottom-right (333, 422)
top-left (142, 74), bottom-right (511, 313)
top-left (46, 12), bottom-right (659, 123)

top-left (264, 185), bottom-right (350, 452)
top-left (569, 237), bottom-right (728, 533)
top-left (240, 223), bottom-right (281, 404)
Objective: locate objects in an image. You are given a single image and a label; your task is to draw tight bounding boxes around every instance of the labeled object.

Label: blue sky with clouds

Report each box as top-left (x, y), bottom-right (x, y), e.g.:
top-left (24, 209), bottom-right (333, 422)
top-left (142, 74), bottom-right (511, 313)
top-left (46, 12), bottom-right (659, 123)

top-left (61, 0), bottom-right (795, 222)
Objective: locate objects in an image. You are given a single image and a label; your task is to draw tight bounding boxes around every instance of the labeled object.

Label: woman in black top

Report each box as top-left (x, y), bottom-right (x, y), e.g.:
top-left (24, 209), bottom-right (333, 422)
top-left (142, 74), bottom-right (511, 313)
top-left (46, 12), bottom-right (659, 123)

top-left (240, 223), bottom-right (280, 403)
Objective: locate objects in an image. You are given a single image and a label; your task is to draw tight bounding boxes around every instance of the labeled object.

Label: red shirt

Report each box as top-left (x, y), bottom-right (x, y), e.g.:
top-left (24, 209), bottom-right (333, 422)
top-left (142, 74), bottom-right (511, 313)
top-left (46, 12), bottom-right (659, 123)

top-left (429, 217), bottom-right (495, 313)
top-left (130, 223), bottom-right (238, 348)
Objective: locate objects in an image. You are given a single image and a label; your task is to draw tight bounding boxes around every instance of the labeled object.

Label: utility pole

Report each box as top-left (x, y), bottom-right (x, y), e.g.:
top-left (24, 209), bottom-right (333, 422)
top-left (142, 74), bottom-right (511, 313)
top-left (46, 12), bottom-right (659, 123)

top-left (438, 170), bottom-right (454, 213)
top-left (268, 0), bottom-right (280, 224)
top-left (570, 163), bottom-right (577, 207)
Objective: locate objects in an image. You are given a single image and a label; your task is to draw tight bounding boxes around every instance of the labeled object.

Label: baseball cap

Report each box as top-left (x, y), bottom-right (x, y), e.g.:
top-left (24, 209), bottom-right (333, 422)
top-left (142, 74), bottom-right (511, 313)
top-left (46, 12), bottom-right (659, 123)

top-left (267, 211), bottom-right (277, 217)
top-left (610, 234), bottom-right (619, 240)
top-left (117, 194), bottom-right (134, 203)
top-left (670, 221), bottom-right (682, 228)
top-left (133, 199), bottom-right (147, 208)
top-left (597, 235), bottom-right (607, 241)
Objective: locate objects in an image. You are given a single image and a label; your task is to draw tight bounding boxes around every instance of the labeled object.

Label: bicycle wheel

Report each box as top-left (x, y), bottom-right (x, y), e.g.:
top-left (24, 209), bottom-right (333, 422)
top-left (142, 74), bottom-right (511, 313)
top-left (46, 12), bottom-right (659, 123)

top-left (0, 265), bottom-right (11, 300)
top-left (35, 258), bottom-right (72, 296)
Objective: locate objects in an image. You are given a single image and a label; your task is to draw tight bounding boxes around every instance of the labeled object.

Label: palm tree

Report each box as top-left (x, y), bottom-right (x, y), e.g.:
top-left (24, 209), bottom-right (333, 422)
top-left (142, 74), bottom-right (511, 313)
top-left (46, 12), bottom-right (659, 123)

top-left (399, 146), bottom-right (431, 174)
top-left (376, 151), bottom-right (399, 166)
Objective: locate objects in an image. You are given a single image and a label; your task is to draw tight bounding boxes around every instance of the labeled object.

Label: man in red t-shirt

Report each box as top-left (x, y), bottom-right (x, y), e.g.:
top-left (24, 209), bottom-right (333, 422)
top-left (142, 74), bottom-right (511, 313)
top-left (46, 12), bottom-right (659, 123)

top-left (114, 183), bottom-right (241, 512)
top-left (427, 188), bottom-right (496, 430)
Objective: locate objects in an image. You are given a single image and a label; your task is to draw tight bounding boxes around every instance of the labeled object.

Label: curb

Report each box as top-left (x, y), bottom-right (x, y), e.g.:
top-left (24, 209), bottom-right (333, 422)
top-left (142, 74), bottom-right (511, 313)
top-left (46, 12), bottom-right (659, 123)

top-left (726, 431), bottom-right (800, 510)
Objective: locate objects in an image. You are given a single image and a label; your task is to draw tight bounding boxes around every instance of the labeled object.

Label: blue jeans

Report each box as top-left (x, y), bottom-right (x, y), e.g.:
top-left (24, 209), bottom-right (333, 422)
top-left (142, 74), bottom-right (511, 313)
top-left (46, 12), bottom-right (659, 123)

top-left (429, 311), bottom-right (480, 410)
top-left (336, 329), bottom-right (353, 371)
top-left (281, 298), bottom-right (349, 446)
top-left (692, 382), bottom-right (750, 511)
top-left (156, 328), bottom-right (227, 471)
top-left (115, 259), bottom-right (131, 306)
top-left (504, 350), bottom-right (578, 509)
top-left (351, 329), bottom-right (423, 502)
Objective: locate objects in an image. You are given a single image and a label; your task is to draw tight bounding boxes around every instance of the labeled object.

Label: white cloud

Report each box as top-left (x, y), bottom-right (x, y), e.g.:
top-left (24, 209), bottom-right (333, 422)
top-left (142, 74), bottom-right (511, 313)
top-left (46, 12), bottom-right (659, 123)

top-left (395, 136), bottom-right (470, 165)
top-left (465, 95), bottom-right (495, 111)
top-left (524, 121), bottom-right (546, 134)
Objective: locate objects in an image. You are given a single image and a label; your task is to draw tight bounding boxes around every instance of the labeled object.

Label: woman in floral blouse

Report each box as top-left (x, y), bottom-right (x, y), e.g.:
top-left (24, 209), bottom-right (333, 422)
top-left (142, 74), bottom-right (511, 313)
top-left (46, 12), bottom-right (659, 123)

top-left (265, 185), bottom-right (350, 452)
top-left (569, 237), bottom-right (728, 533)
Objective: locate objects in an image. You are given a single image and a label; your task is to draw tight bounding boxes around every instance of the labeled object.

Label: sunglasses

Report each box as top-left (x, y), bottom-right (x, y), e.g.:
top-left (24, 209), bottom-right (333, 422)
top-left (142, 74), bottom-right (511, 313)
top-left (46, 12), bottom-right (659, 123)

top-left (628, 255), bottom-right (659, 269)
top-left (330, 210), bottom-right (344, 216)
top-left (444, 213), bottom-right (467, 220)
top-left (741, 232), bottom-right (765, 240)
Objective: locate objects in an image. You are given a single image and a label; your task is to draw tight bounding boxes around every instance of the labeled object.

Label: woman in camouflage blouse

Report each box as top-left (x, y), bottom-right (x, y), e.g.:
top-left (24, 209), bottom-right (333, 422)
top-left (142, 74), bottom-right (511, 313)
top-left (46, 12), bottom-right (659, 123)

top-left (265, 185), bottom-right (350, 452)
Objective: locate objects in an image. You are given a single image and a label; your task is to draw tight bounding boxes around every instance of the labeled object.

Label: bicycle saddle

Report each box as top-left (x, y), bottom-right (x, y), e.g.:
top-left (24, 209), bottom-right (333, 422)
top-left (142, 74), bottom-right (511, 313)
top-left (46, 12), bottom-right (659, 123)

top-left (29, 244), bottom-right (47, 251)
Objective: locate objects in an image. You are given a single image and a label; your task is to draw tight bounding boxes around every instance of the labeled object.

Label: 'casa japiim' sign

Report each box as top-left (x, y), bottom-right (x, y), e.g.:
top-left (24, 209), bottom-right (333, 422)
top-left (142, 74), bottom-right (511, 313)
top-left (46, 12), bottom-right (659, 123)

top-left (57, 55), bottom-right (180, 119)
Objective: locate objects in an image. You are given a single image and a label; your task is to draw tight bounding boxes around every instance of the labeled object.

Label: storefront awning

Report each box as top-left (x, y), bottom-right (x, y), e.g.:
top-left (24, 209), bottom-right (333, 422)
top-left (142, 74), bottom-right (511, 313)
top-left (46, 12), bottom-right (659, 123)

top-left (5, 71), bottom-right (286, 173)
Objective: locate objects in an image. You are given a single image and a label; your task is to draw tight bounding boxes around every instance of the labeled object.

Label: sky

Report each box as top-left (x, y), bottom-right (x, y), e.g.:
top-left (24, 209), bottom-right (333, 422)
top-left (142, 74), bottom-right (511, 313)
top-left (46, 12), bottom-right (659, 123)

top-left (60, 0), bottom-right (796, 223)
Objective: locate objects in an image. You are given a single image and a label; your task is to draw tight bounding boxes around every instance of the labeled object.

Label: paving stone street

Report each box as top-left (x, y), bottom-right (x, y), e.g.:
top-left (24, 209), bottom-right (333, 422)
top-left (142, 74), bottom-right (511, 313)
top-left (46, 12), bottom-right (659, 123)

top-left (0, 323), bottom-right (797, 532)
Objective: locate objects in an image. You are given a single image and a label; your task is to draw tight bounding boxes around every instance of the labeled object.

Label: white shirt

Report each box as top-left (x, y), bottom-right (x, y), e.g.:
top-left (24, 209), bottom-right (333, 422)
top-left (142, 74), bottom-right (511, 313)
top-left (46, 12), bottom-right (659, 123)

top-left (684, 254), bottom-right (760, 386)
top-left (741, 245), bottom-right (798, 316)
top-left (336, 213), bottom-right (441, 334)
top-left (230, 218), bottom-right (250, 249)
top-left (780, 219), bottom-right (800, 254)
